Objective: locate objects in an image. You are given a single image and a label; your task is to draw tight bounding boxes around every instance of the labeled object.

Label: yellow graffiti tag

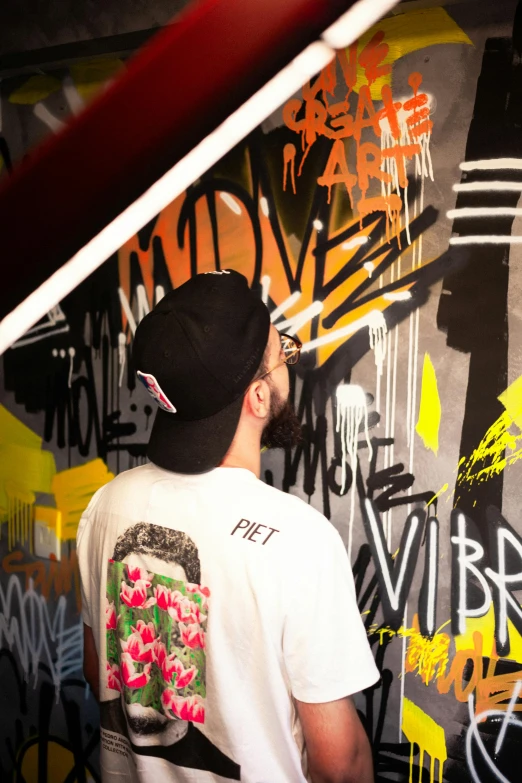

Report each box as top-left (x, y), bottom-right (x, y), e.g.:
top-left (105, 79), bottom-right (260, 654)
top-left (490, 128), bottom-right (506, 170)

top-left (0, 406), bottom-right (56, 550)
top-left (404, 625), bottom-right (450, 686)
top-left (52, 458), bottom-right (114, 540)
top-left (402, 698), bottom-right (447, 783)
top-left (8, 74), bottom-right (61, 104)
top-left (353, 8), bottom-right (473, 99)
top-left (458, 374), bottom-right (522, 486)
top-left (70, 59), bottom-right (124, 103)
top-left (416, 353), bottom-right (442, 455)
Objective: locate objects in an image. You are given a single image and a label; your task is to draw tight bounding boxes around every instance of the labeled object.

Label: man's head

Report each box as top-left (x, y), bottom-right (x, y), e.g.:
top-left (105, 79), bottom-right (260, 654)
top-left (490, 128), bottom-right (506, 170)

top-left (241, 325), bottom-right (302, 451)
top-left (133, 271), bottom-right (301, 473)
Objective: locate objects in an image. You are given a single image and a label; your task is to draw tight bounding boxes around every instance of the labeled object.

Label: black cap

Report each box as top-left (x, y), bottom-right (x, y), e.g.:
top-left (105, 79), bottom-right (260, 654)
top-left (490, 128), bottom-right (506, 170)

top-left (132, 270), bottom-right (270, 473)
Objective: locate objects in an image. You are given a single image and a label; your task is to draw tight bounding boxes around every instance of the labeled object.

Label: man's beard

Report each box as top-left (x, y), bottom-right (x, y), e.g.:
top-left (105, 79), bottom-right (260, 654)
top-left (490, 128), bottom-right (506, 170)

top-left (261, 384), bottom-right (302, 450)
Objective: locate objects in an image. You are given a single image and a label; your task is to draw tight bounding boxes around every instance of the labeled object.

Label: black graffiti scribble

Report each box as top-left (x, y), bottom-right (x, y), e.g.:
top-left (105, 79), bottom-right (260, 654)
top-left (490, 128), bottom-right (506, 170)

top-left (0, 650), bottom-right (100, 783)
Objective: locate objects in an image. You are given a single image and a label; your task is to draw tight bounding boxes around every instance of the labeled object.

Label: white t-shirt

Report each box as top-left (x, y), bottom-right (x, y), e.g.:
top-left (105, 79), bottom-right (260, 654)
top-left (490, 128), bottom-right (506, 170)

top-left (77, 463), bottom-right (379, 783)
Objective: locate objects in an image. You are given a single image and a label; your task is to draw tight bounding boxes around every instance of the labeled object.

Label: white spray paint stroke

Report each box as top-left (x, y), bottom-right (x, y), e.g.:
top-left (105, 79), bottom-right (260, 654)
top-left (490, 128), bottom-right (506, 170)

top-left (67, 347), bottom-right (76, 388)
top-left (336, 386), bottom-right (372, 560)
top-left (427, 520), bottom-right (438, 636)
top-left (155, 285), bottom-right (165, 305)
top-left (34, 103), bottom-right (65, 132)
top-left (450, 236), bottom-right (522, 245)
top-left (383, 291), bottom-right (412, 301)
top-left (10, 305), bottom-right (70, 349)
top-left (62, 75), bottom-right (85, 115)
top-left (261, 275), bottom-right (271, 305)
top-left (343, 236), bottom-right (369, 251)
top-left (301, 308), bottom-right (383, 353)
top-left (379, 95), bottom-right (434, 247)
top-left (495, 680), bottom-right (522, 754)
top-left (448, 207), bottom-right (522, 219)
top-left (219, 192), bottom-right (242, 215)
top-left (260, 196), bottom-right (269, 217)
top-left (313, 219), bottom-right (323, 231)
top-left (364, 261), bottom-right (375, 277)
top-left (451, 513), bottom-right (492, 634)
top-left (368, 311), bottom-right (387, 414)
top-left (118, 288), bottom-right (137, 335)
top-left (466, 695), bottom-right (522, 783)
top-left (270, 291), bottom-right (301, 323)
top-left (276, 301), bottom-right (324, 334)
top-left (118, 332), bottom-right (127, 387)
top-left (460, 158), bottom-right (522, 171)
top-left (0, 576), bottom-right (83, 692)
top-left (454, 181), bottom-right (522, 192)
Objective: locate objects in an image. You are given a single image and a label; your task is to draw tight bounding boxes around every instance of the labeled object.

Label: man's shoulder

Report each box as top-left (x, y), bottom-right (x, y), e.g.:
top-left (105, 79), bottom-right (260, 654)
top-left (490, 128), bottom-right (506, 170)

top-left (85, 463), bottom-right (159, 516)
top-left (251, 479), bottom-right (334, 535)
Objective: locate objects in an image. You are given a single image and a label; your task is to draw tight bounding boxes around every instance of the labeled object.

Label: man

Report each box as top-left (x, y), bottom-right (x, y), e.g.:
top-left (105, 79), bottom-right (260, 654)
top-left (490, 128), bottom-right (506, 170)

top-left (78, 269), bottom-right (379, 783)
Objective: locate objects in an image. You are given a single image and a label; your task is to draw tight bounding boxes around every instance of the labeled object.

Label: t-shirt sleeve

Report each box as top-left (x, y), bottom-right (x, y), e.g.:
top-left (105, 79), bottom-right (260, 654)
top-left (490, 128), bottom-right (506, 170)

top-left (282, 519), bottom-right (379, 703)
top-left (76, 485), bottom-right (108, 628)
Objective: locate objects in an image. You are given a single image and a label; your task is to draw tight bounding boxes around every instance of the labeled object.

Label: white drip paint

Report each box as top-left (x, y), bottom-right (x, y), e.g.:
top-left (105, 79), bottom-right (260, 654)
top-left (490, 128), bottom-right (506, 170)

top-left (336, 385), bottom-right (372, 560)
top-left (67, 347), bottom-right (75, 388)
top-left (118, 332), bottom-right (127, 387)
top-left (261, 275), bottom-right (271, 305)
top-left (260, 197), bottom-right (269, 217)
top-left (379, 96), bottom-right (434, 247)
top-left (368, 311), bottom-right (387, 414)
top-left (219, 192), bottom-right (242, 214)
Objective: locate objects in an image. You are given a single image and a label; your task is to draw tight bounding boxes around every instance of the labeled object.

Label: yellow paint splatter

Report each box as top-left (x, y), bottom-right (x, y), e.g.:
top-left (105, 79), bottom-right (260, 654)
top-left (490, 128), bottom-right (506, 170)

top-left (404, 628), bottom-right (450, 686)
top-left (0, 406), bottom-right (56, 549)
top-left (368, 617), bottom-right (450, 685)
top-left (499, 373), bottom-right (522, 430)
top-left (352, 8), bottom-right (473, 99)
top-left (402, 698), bottom-right (447, 783)
top-left (416, 353), bottom-right (441, 455)
top-left (458, 374), bottom-right (522, 487)
top-left (21, 739), bottom-right (93, 782)
top-left (70, 59), bottom-right (124, 103)
top-left (427, 483), bottom-right (449, 507)
top-left (52, 458), bottom-right (114, 540)
top-left (8, 74), bottom-right (62, 104)
top-left (455, 605), bottom-right (522, 664)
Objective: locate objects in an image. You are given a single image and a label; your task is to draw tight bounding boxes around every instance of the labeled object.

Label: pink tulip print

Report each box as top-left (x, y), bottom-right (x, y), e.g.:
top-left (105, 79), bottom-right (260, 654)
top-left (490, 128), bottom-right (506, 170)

top-left (120, 580), bottom-right (157, 609)
top-left (161, 653), bottom-right (197, 688)
top-left (107, 662), bottom-right (122, 692)
top-left (105, 598), bottom-right (117, 630)
top-left (106, 557), bottom-right (210, 723)
top-left (162, 691), bottom-right (205, 724)
top-left (126, 559), bottom-right (154, 586)
top-left (179, 622), bottom-right (206, 649)
top-left (120, 653), bottom-right (152, 689)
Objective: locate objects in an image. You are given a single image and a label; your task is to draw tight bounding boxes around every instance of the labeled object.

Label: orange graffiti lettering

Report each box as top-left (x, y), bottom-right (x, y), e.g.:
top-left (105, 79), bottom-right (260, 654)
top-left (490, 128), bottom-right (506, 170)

top-left (317, 139), bottom-right (357, 204)
top-left (283, 144), bottom-right (297, 194)
top-left (357, 142), bottom-right (391, 194)
top-left (358, 31), bottom-right (391, 86)
top-left (437, 631), bottom-right (484, 702)
top-left (3, 549), bottom-right (81, 612)
top-left (353, 85), bottom-right (382, 142)
top-left (404, 72), bottom-right (433, 140)
top-left (338, 42), bottom-right (358, 96)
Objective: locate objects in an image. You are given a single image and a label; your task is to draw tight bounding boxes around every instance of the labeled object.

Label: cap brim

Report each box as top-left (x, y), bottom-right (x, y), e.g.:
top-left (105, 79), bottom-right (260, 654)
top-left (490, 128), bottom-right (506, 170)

top-left (146, 393), bottom-right (244, 474)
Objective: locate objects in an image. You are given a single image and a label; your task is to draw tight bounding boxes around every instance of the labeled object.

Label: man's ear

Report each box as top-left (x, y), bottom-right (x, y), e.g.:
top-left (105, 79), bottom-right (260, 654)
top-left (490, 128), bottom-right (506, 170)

top-left (244, 380), bottom-right (270, 420)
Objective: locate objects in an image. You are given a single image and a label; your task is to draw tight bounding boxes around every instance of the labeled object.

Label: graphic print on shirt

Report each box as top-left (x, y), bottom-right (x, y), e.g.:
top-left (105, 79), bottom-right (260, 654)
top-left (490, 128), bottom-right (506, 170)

top-left (101, 522), bottom-right (241, 780)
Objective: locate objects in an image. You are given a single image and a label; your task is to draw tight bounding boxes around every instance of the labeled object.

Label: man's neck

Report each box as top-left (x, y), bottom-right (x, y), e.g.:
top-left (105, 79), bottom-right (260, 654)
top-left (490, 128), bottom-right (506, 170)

top-left (220, 432), bottom-right (261, 478)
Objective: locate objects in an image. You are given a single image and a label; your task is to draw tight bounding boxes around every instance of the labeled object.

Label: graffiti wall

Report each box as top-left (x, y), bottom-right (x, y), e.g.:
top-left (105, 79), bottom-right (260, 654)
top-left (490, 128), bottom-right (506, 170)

top-left (2, 1), bottom-right (522, 780)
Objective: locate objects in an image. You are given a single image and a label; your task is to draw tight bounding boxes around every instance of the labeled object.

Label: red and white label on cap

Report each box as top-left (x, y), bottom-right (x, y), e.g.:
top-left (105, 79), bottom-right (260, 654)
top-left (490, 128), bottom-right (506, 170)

top-left (137, 371), bottom-right (177, 413)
